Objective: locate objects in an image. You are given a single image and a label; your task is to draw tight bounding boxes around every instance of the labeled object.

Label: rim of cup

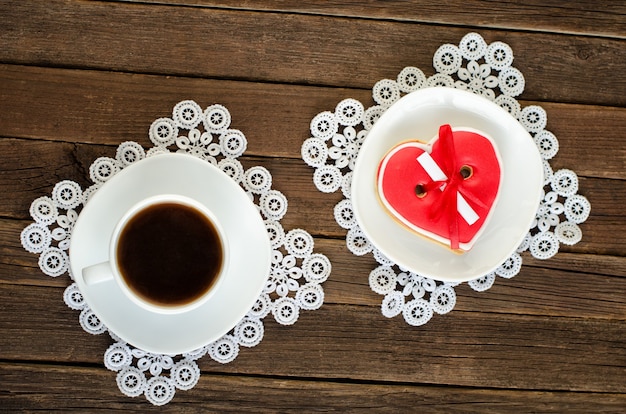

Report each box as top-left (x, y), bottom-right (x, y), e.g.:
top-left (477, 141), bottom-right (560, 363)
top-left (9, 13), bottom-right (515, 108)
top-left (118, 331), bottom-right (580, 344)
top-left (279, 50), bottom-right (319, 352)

top-left (108, 194), bottom-right (229, 315)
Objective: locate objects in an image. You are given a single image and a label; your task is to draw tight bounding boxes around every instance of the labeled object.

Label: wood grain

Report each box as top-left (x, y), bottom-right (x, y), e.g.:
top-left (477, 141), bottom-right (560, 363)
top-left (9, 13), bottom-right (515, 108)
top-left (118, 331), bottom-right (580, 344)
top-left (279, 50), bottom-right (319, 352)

top-left (1, 65), bottom-right (625, 180)
top-left (2, 138), bottom-right (624, 257)
top-left (4, 217), bottom-right (626, 320)
top-left (3, 146), bottom-right (624, 259)
top-left (3, 363), bottom-right (625, 413)
top-left (1, 1), bottom-right (625, 106)
top-left (123, 0), bottom-right (626, 38)
top-left (1, 283), bottom-right (624, 393)
top-left (1, 0), bottom-right (624, 410)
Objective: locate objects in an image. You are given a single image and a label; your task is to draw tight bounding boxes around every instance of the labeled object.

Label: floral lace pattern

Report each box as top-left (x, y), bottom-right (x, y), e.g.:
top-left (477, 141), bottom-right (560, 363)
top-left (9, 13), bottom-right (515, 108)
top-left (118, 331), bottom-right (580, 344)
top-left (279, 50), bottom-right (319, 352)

top-left (301, 33), bottom-right (590, 327)
top-left (21, 101), bottom-right (331, 405)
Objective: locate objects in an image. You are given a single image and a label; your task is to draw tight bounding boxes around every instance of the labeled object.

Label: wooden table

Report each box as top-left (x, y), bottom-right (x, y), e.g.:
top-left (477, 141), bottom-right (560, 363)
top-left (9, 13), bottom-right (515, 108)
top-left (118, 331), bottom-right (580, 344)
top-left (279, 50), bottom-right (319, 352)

top-left (1, 1), bottom-right (625, 412)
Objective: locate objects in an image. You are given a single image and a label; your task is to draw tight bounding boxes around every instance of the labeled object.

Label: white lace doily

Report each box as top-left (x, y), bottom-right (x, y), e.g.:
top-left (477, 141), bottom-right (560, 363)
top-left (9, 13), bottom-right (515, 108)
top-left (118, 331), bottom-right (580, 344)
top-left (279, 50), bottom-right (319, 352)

top-left (21, 101), bottom-right (331, 405)
top-left (301, 32), bottom-right (590, 327)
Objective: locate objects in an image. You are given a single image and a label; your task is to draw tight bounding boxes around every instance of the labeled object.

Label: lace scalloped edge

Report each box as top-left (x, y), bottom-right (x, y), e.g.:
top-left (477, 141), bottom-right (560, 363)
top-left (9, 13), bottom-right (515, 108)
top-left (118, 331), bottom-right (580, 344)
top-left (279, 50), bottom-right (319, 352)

top-left (301, 32), bottom-right (591, 328)
top-left (21, 100), bottom-right (332, 405)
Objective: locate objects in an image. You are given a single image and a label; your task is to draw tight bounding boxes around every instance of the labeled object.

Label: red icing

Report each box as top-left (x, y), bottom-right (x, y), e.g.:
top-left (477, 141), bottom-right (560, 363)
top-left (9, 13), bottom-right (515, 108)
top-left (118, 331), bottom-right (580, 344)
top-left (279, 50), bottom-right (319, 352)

top-left (377, 125), bottom-right (501, 250)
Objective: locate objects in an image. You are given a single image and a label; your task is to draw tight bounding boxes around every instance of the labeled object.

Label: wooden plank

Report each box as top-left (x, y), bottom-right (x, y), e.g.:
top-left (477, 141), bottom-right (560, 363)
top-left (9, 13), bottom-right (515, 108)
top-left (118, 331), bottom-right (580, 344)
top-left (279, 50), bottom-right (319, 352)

top-left (1, 0), bottom-right (624, 409)
top-left (2, 138), bottom-right (623, 251)
top-left (0, 64), bottom-right (351, 156)
top-left (2, 158), bottom-right (624, 273)
top-left (4, 217), bottom-right (626, 319)
top-left (558, 214), bottom-right (626, 256)
top-left (316, 236), bottom-right (626, 318)
top-left (1, 65), bottom-right (625, 180)
top-left (0, 283), bottom-right (624, 393)
top-left (123, 0), bottom-right (626, 39)
top-left (0, 284), bottom-right (113, 362)
top-left (3, 362), bottom-right (625, 412)
top-left (6, 213), bottom-right (626, 319)
top-left (199, 307), bottom-right (626, 393)
top-left (1, 2), bottom-right (625, 106)
top-left (540, 105), bottom-right (626, 180)
top-left (524, 252), bottom-right (626, 276)
top-left (450, 266), bottom-right (626, 319)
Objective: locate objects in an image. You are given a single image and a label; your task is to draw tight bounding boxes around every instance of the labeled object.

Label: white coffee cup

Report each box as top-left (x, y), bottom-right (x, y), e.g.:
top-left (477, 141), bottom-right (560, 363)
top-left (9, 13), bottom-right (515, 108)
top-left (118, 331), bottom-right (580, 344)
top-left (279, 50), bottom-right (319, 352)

top-left (82, 194), bottom-right (229, 315)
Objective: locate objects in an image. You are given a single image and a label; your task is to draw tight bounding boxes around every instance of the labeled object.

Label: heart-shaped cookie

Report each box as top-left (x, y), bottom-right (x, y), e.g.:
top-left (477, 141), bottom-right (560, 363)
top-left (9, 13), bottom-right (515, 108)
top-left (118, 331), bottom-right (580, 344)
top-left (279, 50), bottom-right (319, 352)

top-left (377, 124), bottom-right (502, 252)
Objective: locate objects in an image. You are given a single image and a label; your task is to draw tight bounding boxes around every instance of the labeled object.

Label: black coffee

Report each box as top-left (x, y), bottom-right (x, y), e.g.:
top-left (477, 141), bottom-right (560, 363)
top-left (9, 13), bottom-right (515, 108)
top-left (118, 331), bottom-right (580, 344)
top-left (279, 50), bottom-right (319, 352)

top-left (117, 202), bottom-right (223, 307)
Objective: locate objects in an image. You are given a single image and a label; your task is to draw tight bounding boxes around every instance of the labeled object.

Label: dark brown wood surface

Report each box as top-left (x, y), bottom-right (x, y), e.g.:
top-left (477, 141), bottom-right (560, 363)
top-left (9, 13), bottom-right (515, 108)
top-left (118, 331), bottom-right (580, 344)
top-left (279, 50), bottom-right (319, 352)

top-left (1, 1), bottom-right (624, 412)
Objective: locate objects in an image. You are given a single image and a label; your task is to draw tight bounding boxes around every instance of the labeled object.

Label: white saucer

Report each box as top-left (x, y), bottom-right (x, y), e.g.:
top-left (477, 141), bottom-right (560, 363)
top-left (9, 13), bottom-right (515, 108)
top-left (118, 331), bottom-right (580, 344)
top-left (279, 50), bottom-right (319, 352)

top-left (352, 87), bottom-right (544, 282)
top-left (70, 153), bottom-right (272, 354)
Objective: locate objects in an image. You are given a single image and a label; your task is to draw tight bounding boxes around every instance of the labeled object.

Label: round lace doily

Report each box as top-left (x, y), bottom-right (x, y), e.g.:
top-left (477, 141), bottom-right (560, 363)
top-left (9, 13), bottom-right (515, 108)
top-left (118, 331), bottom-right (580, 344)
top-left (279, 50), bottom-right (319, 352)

top-left (21, 101), bottom-right (331, 405)
top-left (301, 32), bottom-right (590, 327)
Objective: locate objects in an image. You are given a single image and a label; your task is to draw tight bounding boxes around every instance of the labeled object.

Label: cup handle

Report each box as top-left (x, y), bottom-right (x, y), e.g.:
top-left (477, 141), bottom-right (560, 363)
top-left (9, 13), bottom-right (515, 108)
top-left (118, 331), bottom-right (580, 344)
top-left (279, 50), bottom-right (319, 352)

top-left (83, 261), bottom-right (114, 285)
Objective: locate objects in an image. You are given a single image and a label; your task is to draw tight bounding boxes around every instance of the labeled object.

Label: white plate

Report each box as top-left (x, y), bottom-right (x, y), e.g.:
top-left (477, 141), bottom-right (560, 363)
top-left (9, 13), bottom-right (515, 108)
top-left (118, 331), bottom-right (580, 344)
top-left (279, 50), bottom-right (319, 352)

top-left (70, 153), bottom-right (272, 354)
top-left (352, 87), bottom-right (543, 282)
